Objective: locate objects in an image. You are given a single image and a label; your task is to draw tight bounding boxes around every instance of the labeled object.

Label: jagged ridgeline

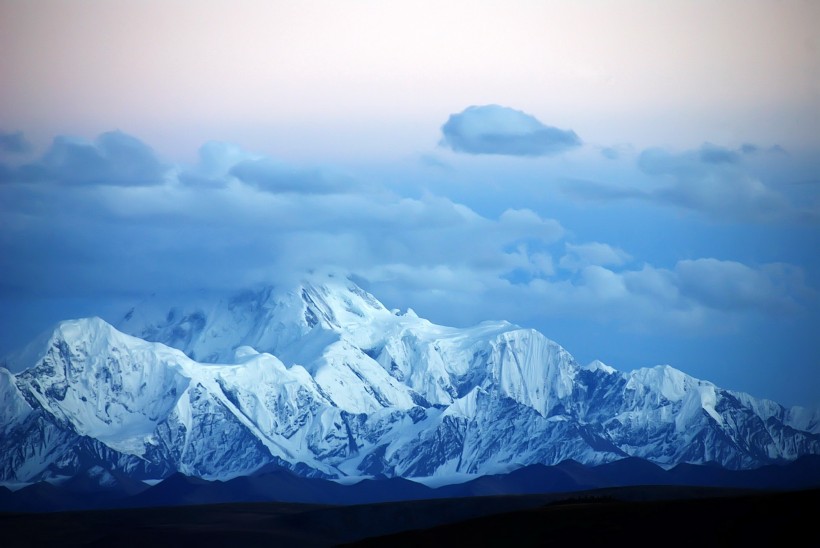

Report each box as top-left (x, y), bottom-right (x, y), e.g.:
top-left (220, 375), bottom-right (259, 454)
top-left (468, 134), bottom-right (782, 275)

top-left (2, 273), bottom-right (819, 483)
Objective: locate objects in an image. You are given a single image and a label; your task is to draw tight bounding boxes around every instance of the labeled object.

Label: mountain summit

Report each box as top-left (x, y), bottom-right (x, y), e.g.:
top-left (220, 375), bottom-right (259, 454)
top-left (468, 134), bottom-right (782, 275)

top-left (2, 273), bottom-right (818, 484)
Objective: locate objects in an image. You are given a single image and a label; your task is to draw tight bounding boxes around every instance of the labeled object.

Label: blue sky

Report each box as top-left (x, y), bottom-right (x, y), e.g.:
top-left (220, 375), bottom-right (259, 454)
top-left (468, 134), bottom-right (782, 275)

top-left (1, 1), bottom-right (818, 407)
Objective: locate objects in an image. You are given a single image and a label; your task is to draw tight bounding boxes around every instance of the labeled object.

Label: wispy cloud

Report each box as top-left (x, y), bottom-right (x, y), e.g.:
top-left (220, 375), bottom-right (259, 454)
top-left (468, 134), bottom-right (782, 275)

top-left (559, 242), bottom-right (632, 272)
top-left (563, 143), bottom-right (811, 223)
top-left (0, 131), bottom-right (31, 154)
top-left (675, 258), bottom-right (810, 314)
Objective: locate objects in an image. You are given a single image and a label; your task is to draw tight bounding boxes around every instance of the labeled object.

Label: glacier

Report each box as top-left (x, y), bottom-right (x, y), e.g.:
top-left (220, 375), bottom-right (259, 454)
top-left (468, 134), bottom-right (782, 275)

top-left (2, 272), bottom-right (818, 484)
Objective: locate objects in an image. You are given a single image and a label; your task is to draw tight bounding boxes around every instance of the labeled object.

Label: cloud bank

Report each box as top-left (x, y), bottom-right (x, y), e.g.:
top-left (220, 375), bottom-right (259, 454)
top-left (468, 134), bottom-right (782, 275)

top-left (563, 143), bottom-right (812, 223)
top-left (1, 131), bottom-right (167, 186)
top-left (440, 105), bottom-right (581, 157)
top-left (1, 130), bottom-right (812, 339)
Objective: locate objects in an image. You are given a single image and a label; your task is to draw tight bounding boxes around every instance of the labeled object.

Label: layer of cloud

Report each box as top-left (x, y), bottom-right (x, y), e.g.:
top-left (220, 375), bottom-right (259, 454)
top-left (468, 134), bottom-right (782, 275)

top-left (563, 143), bottom-right (808, 223)
top-left (177, 141), bottom-right (256, 189)
top-left (0, 131), bottom-right (566, 299)
top-left (599, 146), bottom-right (620, 160)
top-left (639, 145), bottom-right (792, 222)
top-left (559, 242), bottom-right (632, 272)
top-left (0, 131), bottom-right (167, 186)
top-left (440, 105), bottom-right (581, 157)
top-left (229, 158), bottom-right (353, 194)
top-left (0, 131), bottom-right (31, 154)
top-left (364, 255), bottom-right (812, 336)
top-left (675, 259), bottom-right (809, 314)
top-left (0, 131), bottom-right (813, 345)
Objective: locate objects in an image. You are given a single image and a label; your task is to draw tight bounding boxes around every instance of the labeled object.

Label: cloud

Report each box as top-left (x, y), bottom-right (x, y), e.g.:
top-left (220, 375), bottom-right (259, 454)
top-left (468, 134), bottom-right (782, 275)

top-left (637, 145), bottom-right (742, 175)
top-left (529, 258), bottom-right (809, 330)
top-left (360, 231), bottom-right (812, 334)
top-left (621, 265), bottom-right (678, 303)
top-left (600, 147), bottom-right (620, 160)
top-left (178, 141), bottom-right (256, 189)
top-left (698, 143), bottom-right (741, 165)
top-left (640, 143), bottom-right (782, 172)
top-left (174, 141), bottom-right (356, 194)
top-left (45, 131), bottom-right (167, 186)
top-left (500, 241), bottom-right (556, 285)
top-left (440, 105), bottom-right (581, 157)
top-left (0, 131), bottom-right (813, 349)
top-left (0, 131), bottom-right (566, 303)
top-left (740, 143), bottom-right (759, 155)
top-left (618, 258), bottom-right (811, 317)
top-left (654, 172), bottom-right (788, 222)
top-left (739, 143), bottom-right (788, 157)
top-left (560, 178), bottom-right (643, 202)
top-left (675, 259), bottom-right (809, 314)
top-left (563, 143), bottom-right (803, 223)
top-left (0, 131), bottom-right (31, 154)
top-left (230, 158), bottom-right (353, 194)
top-left (1, 131), bottom-right (167, 186)
top-left (418, 153), bottom-right (451, 170)
top-left (640, 146), bottom-right (791, 221)
top-left (559, 242), bottom-right (632, 272)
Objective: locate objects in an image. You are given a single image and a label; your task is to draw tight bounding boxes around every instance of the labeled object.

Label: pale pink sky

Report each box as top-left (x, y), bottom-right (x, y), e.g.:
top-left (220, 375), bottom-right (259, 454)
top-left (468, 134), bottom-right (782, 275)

top-left (1, 0), bottom-right (818, 160)
top-left (2, 2), bottom-right (820, 409)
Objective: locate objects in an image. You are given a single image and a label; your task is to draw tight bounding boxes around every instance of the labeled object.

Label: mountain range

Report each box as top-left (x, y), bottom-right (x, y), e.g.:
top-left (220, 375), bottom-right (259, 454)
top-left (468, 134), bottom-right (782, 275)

top-left (2, 272), bottom-right (819, 491)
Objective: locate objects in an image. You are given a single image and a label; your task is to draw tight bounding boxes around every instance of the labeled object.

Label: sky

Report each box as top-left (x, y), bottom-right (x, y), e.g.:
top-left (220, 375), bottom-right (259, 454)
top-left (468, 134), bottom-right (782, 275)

top-left (1, 0), bottom-right (818, 408)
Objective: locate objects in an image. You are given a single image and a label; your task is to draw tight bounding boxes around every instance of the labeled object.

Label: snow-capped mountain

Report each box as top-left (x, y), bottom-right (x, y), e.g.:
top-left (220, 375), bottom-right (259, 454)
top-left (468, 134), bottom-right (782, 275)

top-left (2, 273), bottom-right (818, 484)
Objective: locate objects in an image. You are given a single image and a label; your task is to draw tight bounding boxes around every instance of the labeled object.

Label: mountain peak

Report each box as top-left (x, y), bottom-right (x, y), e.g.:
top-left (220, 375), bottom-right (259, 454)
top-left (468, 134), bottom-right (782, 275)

top-left (293, 273), bottom-right (390, 330)
top-left (2, 280), bottom-right (819, 484)
top-left (113, 272), bottom-right (392, 364)
top-left (13, 317), bottom-right (192, 457)
top-left (584, 359), bottom-right (616, 375)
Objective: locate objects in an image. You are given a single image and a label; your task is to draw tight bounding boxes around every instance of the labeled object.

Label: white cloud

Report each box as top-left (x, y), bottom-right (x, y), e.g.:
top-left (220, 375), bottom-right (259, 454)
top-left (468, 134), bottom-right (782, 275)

top-left (559, 242), bottom-right (632, 272)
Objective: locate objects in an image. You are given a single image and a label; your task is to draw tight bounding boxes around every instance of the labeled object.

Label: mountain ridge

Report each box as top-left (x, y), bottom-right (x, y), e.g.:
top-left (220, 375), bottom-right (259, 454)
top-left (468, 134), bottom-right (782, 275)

top-left (2, 273), bottom-right (818, 486)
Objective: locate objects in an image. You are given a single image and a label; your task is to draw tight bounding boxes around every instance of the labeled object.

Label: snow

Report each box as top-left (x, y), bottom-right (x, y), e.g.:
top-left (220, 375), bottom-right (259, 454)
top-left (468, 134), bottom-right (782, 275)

top-left (628, 365), bottom-right (691, 402)
top-left (489, 329), bottom-right (577, 417)
top-left (233, 345), bottom-right (259, 361)
top-left (2, 271), bottom-right (818, 483)
top-left (12, 318), bottom-right (192, 455)
top-left (584, 359), bottom-right (616, 375)
top-left (444, 387), bottom-right (481, 419)
top-left (785, 405), bottom-right (820, 434)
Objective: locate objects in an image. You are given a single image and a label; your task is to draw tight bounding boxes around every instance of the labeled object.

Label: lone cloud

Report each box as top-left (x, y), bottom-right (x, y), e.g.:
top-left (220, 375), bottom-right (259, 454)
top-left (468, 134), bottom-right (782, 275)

top-left (440, 105), bottom-right (581, 157)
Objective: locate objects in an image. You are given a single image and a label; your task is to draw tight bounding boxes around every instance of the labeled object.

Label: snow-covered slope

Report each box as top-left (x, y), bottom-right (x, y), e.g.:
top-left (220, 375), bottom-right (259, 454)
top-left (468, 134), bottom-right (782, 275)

top-left (116, 275), bottom-right (394, 365)
top-left (2, 273), bottom-right (818, 484)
